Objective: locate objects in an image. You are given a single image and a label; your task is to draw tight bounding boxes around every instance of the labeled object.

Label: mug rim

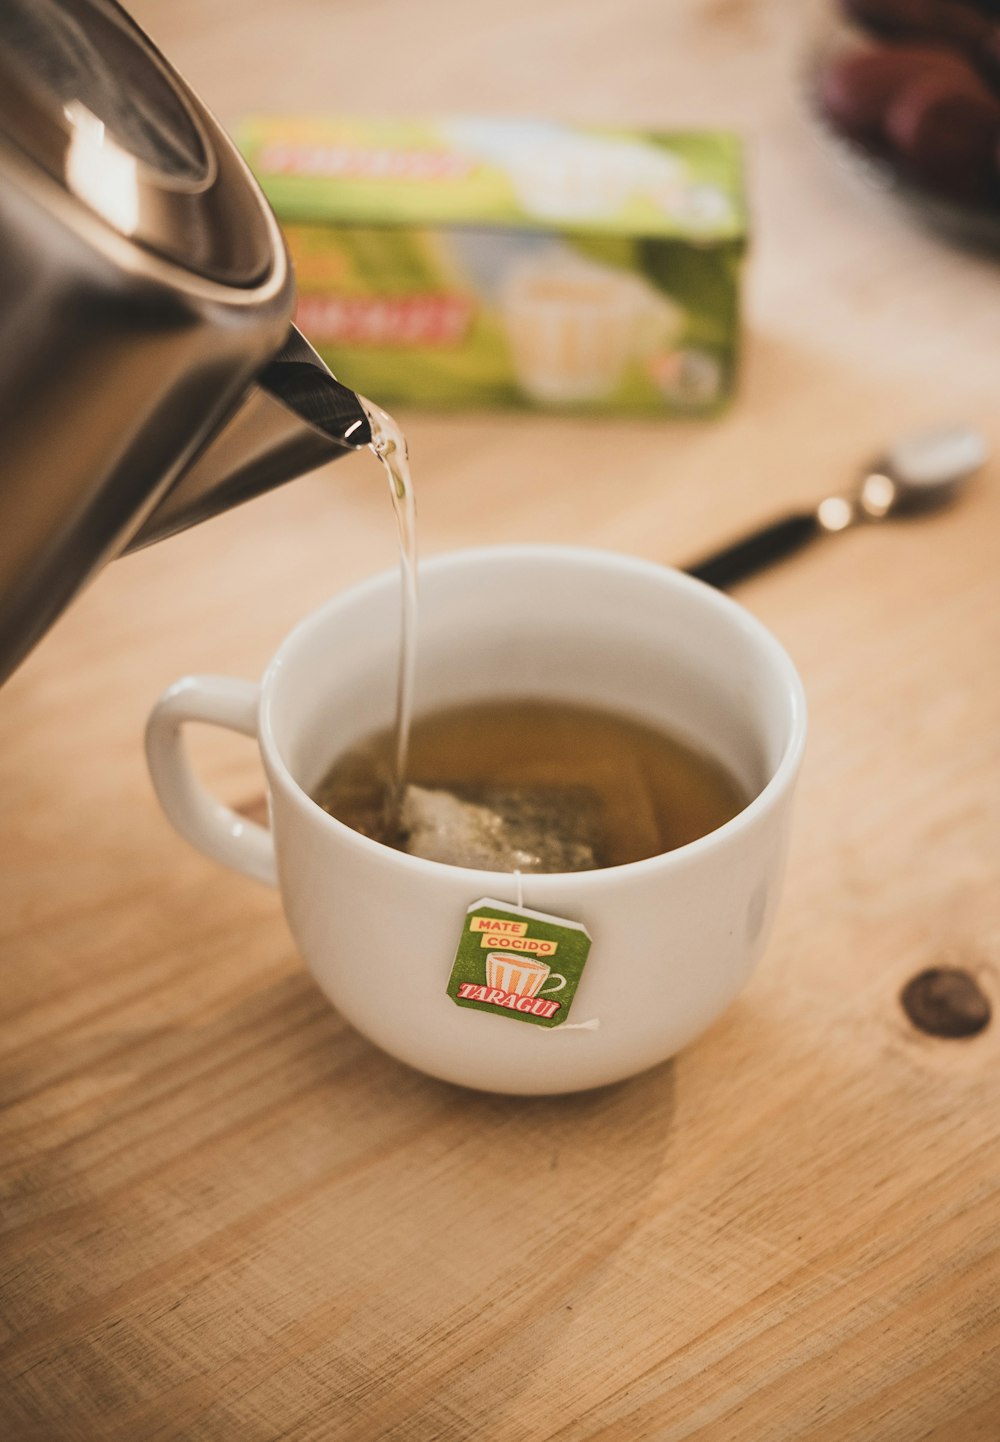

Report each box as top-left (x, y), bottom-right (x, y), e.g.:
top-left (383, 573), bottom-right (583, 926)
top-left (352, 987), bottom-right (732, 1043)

top-left (257, 544), bottom-right (807, 883)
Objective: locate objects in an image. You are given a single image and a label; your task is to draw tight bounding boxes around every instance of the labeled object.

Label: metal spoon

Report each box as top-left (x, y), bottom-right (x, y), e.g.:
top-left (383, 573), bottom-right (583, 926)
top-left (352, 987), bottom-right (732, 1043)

top-left (686, 424), bottom-right (989, 590)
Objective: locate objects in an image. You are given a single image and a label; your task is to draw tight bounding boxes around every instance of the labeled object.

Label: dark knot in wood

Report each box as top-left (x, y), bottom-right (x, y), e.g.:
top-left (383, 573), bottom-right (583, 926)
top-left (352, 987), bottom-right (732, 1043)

top-left (900, 967), bottom-right (991, 1039)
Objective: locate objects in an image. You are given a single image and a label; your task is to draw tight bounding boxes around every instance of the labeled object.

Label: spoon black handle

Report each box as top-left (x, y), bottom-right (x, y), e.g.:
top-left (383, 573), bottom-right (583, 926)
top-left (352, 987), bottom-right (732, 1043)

top-left (686, 510), bottom-right (822, 589)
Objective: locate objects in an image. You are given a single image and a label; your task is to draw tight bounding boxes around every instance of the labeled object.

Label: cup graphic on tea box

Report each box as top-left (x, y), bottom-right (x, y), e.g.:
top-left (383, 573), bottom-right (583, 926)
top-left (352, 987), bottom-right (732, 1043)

top-left (501, 250), bottom-right (683, 404)
top-left (485, 951), bottom-right (567, 998)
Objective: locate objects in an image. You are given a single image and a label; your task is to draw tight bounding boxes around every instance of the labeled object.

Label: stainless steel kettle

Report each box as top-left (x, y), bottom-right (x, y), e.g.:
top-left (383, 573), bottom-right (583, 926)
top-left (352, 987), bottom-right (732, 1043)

top-left (0, 0), bottom-right (373, 685)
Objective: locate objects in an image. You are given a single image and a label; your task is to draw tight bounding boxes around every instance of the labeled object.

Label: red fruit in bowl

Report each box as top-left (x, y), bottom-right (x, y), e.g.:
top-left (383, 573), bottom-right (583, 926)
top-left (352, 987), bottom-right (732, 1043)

top-left (886, 69), bottom-right (1000, 198)
top-left (818, 44), bottom-right (984, 143)
top-left (840, 0), bottom-right (1000, 90)
top-left (842, 0), bottom-right (993, 49)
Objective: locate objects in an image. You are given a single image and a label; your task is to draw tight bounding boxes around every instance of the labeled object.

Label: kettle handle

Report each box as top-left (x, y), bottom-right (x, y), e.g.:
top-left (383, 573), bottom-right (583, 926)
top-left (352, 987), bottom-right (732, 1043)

top-left (145, 676), bottom-right (277, 886)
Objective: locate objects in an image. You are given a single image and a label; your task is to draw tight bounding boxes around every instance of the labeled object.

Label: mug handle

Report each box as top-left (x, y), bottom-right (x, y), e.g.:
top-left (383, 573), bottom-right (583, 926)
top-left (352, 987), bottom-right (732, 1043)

top-left (145, 675), bottom-right (277, 887)
top-left (540, 972), bottom-right (567, 995)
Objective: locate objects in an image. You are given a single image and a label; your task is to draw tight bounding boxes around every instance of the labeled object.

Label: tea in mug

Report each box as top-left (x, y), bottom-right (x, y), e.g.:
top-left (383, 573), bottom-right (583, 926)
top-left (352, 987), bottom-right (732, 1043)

top-left (312, 698), bottom-right (748, 873)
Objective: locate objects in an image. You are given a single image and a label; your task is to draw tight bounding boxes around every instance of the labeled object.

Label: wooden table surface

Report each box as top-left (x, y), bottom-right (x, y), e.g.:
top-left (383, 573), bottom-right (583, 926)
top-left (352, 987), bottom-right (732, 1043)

top-left (3, 2), bottom-right (1000, 1438)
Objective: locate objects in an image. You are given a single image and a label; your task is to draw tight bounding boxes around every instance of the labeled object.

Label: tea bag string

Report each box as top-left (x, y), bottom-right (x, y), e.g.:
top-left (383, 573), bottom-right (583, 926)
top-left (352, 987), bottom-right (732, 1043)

top-left (511, 869), bottom-right (600, 1032)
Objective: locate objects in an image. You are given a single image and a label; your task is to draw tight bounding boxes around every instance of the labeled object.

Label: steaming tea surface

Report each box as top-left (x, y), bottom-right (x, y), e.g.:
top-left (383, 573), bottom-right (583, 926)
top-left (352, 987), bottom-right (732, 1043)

top-left (312, 699), bottom-right (749, 872)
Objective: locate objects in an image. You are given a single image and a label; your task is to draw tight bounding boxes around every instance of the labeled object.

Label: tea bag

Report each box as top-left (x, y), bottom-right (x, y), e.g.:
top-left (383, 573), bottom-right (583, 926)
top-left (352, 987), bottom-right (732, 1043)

top-left (400, 782), bottom-right (602, 872)
top-left (489, 755), bottom-right (662, 863)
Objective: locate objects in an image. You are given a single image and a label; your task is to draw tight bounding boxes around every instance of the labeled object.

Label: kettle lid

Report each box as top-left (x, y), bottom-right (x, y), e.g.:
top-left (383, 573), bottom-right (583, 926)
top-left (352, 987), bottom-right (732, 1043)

top-left (0, 0), bottom-right (276, 287)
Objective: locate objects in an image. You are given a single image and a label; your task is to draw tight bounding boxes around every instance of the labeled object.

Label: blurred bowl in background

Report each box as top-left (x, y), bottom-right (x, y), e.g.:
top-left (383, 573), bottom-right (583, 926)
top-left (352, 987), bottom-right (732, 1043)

top-left (806, 0), bottom-right (1000, 246)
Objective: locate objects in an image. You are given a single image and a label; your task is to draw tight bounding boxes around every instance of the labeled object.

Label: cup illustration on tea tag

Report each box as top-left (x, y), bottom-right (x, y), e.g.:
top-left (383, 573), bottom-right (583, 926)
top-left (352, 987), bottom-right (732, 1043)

top-left (485, 952), bottom-right (566, 998)
top-left (447, 899), bottom-right (592, 1028)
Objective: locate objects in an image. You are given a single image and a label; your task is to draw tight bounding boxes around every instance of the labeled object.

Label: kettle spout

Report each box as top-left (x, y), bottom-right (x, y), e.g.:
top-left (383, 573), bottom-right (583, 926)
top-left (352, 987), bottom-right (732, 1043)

top-left (126, 326), bottom-right (372, 550)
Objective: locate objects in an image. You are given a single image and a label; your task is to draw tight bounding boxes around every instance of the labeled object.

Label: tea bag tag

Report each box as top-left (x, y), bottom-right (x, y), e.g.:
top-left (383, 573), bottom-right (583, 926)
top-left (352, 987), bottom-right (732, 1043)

top-left (446, 898), bottom-right (592, 1028)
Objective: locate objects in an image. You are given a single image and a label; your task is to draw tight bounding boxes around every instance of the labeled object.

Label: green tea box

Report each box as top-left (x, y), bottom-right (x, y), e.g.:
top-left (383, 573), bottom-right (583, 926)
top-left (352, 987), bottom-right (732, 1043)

top-left (238, 116), bottom-right (747, 415)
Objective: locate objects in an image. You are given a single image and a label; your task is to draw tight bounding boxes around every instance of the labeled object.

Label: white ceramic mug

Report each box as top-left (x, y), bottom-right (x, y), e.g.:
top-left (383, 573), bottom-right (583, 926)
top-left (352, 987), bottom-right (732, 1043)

top-left (146, 546), bottom-right (806, 1096)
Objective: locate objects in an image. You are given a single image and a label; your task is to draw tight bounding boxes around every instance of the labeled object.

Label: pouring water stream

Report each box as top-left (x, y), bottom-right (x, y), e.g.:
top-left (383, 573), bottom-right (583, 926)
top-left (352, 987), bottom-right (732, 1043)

top-left (359, 398), bottom-right (419, 828)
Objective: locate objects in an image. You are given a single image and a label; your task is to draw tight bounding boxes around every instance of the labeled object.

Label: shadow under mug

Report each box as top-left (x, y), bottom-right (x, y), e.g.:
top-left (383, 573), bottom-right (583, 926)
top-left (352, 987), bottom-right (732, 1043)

top-left (146, 545), bottom-right (807, 1095)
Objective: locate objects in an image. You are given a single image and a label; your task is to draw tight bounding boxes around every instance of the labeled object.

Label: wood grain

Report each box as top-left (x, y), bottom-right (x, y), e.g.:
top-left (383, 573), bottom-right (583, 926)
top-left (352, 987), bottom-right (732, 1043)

top-left (2, 1), bottom-right (1000, 1438)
